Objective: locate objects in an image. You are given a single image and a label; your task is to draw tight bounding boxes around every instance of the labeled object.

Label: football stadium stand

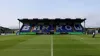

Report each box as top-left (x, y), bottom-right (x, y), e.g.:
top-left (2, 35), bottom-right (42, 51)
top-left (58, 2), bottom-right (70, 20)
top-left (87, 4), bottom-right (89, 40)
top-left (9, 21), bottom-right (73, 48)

top-left (0, 26), bottom-right (14, 35)
top-left (18, 18), bottom-right (86, 35)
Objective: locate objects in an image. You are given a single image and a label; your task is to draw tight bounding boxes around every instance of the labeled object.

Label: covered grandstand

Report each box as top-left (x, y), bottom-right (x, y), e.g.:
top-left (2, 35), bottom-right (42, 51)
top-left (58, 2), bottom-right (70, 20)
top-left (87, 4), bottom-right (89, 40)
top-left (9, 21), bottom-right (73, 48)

top-left (0, 26), bottom-right (14, 35)
top-left (18, 18), bottom-right (86, 35)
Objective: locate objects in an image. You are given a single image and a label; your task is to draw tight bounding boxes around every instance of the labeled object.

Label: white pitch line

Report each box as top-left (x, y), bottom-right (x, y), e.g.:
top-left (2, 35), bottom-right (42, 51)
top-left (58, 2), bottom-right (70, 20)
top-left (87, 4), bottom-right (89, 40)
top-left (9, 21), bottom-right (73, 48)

top-left (51, 35), bottom-right (53, 56)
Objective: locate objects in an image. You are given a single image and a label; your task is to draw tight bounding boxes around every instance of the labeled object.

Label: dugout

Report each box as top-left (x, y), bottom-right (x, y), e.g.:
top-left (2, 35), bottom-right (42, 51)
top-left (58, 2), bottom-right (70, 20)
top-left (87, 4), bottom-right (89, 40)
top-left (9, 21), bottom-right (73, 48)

top-left (18, 18), bottom-right (86, 35)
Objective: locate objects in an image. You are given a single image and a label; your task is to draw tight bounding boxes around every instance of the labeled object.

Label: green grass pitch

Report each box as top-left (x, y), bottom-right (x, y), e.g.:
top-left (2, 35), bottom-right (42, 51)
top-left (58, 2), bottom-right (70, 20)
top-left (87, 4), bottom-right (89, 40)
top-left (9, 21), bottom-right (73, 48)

top-left (0, 34), bottom-right (100, 56)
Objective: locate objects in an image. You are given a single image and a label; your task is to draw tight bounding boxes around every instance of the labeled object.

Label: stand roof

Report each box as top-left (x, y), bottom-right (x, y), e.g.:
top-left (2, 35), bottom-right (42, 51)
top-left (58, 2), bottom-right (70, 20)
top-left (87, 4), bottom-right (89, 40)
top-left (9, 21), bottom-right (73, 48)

top-left (18, 18), bottom-right (86, 24)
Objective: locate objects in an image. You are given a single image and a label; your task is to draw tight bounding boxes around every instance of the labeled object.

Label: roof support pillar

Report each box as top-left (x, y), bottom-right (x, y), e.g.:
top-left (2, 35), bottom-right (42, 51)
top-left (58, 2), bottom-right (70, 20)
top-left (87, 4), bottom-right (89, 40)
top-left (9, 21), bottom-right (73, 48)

top-left (84, 18), bottom-right (86, 34)
top-left (19, 20), bottom-right (20, 35)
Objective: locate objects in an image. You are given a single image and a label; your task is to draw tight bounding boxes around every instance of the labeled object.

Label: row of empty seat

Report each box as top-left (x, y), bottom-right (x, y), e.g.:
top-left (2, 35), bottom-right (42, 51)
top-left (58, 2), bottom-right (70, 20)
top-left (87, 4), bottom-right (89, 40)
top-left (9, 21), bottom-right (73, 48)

top-left (20, 24), bottom-right (84, 33)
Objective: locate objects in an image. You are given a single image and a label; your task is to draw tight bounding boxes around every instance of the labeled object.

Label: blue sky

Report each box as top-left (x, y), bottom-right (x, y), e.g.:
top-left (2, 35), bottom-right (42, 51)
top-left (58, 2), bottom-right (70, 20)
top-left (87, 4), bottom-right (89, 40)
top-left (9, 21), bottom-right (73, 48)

top-left (0, 0), bottom-right (100, 28)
